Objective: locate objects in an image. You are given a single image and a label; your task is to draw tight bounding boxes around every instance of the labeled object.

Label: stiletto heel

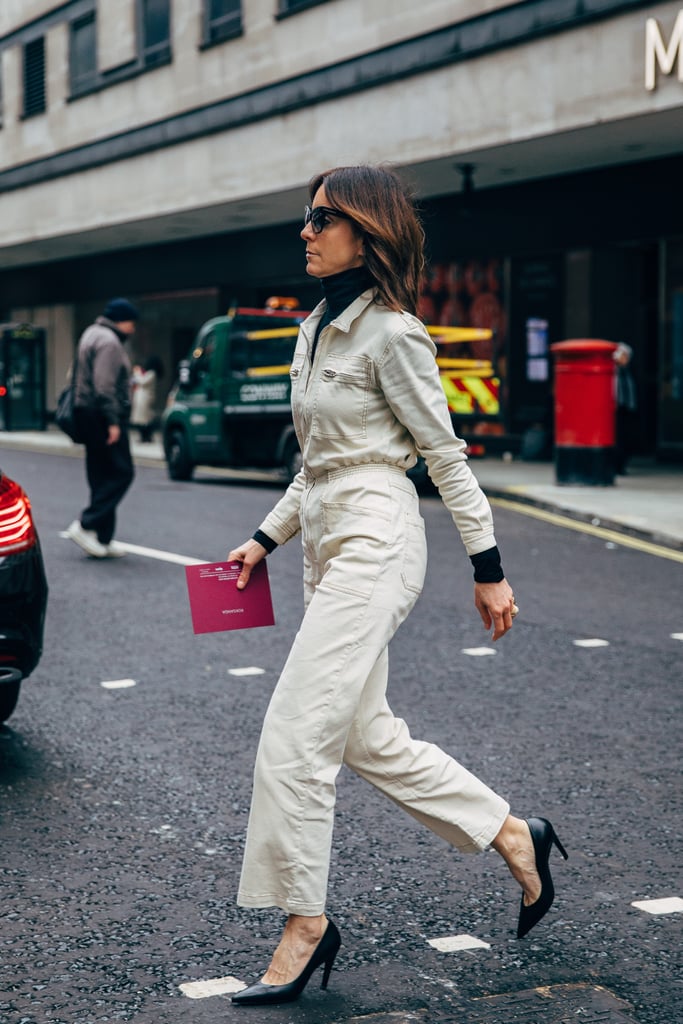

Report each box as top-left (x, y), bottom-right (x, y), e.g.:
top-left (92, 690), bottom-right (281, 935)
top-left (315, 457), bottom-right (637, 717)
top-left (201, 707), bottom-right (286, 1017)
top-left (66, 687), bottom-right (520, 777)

top-left (552, 828), bottom-right (568, 861)
top-left (517, 817), bottom-right (568, 939)
top-left (232, 919), bottom-right (341, 1006)
top-left (321, 952), bottom-right (335, 990)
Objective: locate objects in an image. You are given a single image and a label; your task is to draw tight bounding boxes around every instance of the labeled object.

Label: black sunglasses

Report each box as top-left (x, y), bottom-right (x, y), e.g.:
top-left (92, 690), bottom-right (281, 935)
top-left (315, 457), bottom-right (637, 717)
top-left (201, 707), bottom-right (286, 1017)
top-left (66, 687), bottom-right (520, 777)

top-left (304, 205), bottom-right (353, 233)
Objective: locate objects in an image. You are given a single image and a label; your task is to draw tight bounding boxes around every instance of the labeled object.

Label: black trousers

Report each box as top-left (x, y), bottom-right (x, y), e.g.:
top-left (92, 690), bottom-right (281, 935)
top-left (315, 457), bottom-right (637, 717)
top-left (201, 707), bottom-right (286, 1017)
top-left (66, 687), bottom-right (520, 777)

top-left (75, 409), bottom-right (135, 544)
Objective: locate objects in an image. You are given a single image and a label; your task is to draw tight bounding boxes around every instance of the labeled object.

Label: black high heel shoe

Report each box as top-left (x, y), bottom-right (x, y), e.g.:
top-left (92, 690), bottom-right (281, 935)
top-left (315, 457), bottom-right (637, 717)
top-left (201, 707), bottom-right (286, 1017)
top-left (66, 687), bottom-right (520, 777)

top-left (517, 817), bottom-right (568, 939)
top-left (231, 919), bottom-right (341, 1006)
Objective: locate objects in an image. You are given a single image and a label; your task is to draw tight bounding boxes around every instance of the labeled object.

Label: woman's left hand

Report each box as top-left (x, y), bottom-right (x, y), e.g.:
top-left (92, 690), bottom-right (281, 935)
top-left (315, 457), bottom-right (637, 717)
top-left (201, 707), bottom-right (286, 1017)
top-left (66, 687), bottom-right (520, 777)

top-left (474, 578), bottom-right (517, 641)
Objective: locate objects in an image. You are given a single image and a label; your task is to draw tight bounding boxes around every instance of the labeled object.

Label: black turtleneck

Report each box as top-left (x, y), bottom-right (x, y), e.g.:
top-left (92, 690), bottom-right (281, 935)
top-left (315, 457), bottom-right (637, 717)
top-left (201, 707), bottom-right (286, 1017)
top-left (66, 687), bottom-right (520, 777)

top-left (311, 266), bottom-right (375, 364)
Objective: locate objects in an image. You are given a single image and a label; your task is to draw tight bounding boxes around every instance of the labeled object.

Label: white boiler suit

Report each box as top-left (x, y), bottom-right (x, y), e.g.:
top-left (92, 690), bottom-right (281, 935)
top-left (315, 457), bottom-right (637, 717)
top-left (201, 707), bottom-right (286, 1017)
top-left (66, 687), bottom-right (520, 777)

top-left (237, 292), bottom-right (510, 914)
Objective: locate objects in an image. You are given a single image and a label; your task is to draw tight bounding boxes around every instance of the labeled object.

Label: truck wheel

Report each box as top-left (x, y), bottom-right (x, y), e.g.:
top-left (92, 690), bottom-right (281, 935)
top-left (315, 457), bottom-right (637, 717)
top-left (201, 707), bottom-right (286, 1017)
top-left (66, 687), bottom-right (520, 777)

top-left (166, 430), bottom-right (195, 481)
top-left (0, 668), bottom-right (22, 723)
top-left (284, 439), bottom-right (303, 482)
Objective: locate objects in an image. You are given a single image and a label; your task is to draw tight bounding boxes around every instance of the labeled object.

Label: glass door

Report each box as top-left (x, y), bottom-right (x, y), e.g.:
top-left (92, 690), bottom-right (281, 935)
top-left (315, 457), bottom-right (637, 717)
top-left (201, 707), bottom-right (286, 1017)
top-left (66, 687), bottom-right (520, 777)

top-left (0, 326), bottom-right (46, 431)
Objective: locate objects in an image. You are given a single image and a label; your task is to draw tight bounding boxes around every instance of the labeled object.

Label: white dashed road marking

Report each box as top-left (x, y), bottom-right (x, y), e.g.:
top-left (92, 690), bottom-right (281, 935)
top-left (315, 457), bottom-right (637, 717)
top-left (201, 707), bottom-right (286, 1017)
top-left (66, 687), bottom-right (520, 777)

top-left (428, 934), bottom-right (491, 952)
top-left (59, 534), bottom-right (206, 566)
top-left (671, 633), bottom-right (683, 641)
top-left (179, 976), bottom-right (246, 999)
top-left (632, 897), bottom-right (683, 915)
top-left (100, 679), bottom-right (136, 689)
top-left (100, 542), bottom-right (206, 566)
top-left (573, 638), bottom-right (610, 648)
top-left (228, 667), bottom-right (266, 676)
top-left (461, 647), bottom-right (497, 657)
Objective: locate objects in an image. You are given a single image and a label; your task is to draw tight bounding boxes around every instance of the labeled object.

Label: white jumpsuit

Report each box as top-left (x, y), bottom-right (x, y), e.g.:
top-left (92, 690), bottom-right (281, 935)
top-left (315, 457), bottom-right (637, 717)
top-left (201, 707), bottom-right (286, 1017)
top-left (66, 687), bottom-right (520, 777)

top-left (237, 292), bottom-right (510, 915)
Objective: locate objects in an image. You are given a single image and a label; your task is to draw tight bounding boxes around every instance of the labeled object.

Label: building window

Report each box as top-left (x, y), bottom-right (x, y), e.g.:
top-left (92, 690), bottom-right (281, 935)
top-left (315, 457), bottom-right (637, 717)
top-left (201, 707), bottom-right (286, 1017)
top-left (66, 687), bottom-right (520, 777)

top-left (276, 0), bottom-right (333, 16)
top-left (203, 0), bottom-right (242, 46)
top-left (69, 13), bottom-right (97, 95)
top-left (23, 36), bottom-right (46, 118)
top-left (141, 0), bottom-right (171, 67)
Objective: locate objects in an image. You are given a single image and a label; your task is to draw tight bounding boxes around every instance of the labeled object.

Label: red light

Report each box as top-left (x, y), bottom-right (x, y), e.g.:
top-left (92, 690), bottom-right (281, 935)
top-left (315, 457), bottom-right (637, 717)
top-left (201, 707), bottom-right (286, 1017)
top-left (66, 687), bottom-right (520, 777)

top-left (0, 476), bottom-right (37, 553)
top-left (0, 386), bottom-right (7, 397)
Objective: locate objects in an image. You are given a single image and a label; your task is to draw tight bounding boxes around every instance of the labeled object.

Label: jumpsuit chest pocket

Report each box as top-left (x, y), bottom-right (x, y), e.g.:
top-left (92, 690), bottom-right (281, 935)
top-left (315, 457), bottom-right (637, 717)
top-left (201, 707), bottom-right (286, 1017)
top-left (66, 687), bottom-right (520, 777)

top-left (311, 354), bottom-right (372, 439)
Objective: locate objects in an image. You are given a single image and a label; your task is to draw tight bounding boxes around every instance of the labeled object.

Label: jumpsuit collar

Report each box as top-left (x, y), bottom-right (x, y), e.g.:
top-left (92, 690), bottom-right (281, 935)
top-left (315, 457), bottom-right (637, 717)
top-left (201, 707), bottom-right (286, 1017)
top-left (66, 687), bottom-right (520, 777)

top-left (302, 289), bottom-right (376, 346)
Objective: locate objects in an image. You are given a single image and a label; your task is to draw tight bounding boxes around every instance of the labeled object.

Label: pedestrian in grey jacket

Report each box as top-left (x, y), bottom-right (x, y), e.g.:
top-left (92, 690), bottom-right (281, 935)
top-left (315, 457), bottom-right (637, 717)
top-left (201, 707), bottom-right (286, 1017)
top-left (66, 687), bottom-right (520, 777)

top-left (64, 298), bottom-right (138, 559)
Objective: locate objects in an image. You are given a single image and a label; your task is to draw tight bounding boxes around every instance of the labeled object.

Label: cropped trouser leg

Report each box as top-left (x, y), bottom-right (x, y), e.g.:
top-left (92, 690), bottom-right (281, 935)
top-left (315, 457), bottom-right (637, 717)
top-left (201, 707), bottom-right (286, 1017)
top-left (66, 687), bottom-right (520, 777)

top-left (342, 648), bottom-right (509, 851)
top-left (236, 467), bottom-right (509, 915)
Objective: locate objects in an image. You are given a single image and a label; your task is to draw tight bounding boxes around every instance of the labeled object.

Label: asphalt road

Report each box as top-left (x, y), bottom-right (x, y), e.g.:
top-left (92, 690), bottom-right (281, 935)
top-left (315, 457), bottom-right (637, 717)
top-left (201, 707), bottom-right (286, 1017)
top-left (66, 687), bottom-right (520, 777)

top-left (1, 449), bottom-right (681, 1024)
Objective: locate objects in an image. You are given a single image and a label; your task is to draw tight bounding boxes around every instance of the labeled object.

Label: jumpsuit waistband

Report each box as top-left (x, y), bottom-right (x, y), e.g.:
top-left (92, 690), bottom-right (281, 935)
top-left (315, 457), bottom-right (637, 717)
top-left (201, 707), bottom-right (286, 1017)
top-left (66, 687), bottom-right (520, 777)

top-left (304, 462), bottom-right (409, 485)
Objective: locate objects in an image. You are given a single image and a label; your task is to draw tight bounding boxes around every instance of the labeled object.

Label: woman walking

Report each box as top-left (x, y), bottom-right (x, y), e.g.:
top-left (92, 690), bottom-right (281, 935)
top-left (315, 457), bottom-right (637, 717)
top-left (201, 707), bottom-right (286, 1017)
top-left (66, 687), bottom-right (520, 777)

top-left (228, 165), bottom-right (566, 1006)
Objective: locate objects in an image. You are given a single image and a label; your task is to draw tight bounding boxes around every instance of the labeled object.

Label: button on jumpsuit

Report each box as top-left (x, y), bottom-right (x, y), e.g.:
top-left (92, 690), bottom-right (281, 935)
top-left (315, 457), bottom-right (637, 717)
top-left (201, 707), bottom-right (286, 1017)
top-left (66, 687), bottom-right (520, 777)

top-left (237, 292), bottom-right (510, 915)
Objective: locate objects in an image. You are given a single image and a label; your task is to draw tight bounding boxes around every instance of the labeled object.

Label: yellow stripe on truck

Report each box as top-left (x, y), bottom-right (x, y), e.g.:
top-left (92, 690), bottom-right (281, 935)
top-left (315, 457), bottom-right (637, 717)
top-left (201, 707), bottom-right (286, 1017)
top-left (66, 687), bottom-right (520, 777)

top-left (426, 326), bottom-right (492, 343)
top-left (440, 376), bottom-right (474, 414)
top-left (246, 365), bottom-right (293, 377)
top-left (465, 377), bottom-right (500, 415)
top-left (245, 328), bottom-right (301, 340)
top-left (440, 374), bottom-right (500, 415)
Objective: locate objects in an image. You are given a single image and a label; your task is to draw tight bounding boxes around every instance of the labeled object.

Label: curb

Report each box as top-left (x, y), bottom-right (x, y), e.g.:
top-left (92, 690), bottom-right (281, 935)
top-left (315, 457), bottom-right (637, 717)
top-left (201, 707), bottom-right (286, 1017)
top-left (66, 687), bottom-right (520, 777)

top-left (482, 485), bottom-right (683, 553)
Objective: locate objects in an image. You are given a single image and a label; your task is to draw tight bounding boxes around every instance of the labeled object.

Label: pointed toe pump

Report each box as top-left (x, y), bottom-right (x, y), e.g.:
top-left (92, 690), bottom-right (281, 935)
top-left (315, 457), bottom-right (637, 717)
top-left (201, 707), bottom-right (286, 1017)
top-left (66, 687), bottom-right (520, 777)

top-left (231, 919), bottom-right (341, 1007)
top-left (517, 817), bottom-right (568, 939)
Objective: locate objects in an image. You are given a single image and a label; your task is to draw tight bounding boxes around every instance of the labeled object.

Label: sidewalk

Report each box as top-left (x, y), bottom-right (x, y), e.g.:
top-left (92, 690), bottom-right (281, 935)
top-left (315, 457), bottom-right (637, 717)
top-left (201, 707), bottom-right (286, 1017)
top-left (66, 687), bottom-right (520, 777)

top-left (471, 455), bottom-right (683, 550)
top-left (2, 428), bottom-right (682, 550)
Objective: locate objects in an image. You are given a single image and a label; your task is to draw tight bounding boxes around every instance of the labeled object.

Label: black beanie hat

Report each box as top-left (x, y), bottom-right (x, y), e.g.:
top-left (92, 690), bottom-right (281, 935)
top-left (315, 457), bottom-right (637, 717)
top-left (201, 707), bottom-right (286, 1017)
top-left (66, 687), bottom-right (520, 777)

top-left (103, 298), bottom-right (139, 323)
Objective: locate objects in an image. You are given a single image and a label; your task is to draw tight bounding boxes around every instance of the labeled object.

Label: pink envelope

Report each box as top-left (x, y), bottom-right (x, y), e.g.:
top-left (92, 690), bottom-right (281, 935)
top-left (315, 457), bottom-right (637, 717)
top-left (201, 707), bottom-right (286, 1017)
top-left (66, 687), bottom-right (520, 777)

top-left (185, 560), bottom-right (275, 634)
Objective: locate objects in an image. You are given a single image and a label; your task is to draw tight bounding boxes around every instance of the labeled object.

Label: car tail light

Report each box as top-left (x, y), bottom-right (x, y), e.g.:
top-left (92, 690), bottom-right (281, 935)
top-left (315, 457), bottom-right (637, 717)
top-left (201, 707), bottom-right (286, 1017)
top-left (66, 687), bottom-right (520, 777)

top-left (0, 476), bottom-right (37, 554)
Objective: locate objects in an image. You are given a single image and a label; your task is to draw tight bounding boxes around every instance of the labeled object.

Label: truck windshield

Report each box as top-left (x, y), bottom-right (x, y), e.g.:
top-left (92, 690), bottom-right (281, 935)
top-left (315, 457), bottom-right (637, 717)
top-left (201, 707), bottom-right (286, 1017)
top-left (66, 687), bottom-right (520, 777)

top-left (230, 317), bottom-right (301, 374)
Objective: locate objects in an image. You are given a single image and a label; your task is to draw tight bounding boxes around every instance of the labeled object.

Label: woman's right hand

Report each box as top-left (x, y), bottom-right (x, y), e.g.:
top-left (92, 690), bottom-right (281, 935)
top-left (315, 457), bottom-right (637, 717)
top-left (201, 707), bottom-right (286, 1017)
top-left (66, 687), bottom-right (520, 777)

top-left (228, 539), bottom-right (267, 590)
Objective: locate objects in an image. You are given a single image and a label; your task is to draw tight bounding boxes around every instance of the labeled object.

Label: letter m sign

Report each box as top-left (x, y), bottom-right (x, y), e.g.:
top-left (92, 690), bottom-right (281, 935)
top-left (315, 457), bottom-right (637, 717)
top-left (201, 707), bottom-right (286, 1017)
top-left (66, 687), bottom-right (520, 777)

top-left (645, 11), bottom-right (683, 90)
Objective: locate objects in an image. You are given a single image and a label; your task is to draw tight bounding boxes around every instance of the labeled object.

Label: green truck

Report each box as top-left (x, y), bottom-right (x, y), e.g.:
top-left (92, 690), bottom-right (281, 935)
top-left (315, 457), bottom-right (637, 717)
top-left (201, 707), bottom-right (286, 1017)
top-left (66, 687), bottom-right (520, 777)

top-left (162, 303), bottom-right (307, 482)
top-left (162, 303), bottom-right (497, 482)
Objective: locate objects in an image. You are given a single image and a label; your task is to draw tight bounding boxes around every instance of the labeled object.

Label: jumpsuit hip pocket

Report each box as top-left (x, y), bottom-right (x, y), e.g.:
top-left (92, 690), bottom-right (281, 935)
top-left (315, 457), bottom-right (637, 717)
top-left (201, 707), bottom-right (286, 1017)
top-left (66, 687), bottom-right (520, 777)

top-left (388, 479), bottom-right (427, 596)
top-left (399, 513), bottom-right (427, 595)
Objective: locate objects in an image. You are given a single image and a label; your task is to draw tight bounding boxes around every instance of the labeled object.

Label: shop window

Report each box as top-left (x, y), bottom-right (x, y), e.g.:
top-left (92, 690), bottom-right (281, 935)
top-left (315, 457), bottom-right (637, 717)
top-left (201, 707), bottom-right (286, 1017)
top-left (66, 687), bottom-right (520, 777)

top-left (141, 0), bottom-right (171, 67)
top-left (203, 0), bottom-right (242, 46)
top-left (69, 13), bottom-right (97, 96)
top-left (23, 37), bottom-right (46, 118)
top-left (276, 0), bottom-right (334, 17)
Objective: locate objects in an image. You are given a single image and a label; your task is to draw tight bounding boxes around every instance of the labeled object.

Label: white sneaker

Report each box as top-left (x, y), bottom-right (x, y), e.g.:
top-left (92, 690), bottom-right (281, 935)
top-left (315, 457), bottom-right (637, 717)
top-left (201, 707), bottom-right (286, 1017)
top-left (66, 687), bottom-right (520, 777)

top-left (104, 540), bottom-right (127, 557)
top-left (64, 520), bottom-right (109, 558)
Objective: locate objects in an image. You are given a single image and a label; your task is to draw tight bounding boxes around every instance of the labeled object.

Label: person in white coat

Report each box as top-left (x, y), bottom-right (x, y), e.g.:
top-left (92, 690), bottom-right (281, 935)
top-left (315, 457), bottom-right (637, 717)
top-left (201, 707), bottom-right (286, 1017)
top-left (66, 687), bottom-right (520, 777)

top-left (227, 166), bottom-right (567, 1007)
top-left (131, 356), bottom-right (163, 442)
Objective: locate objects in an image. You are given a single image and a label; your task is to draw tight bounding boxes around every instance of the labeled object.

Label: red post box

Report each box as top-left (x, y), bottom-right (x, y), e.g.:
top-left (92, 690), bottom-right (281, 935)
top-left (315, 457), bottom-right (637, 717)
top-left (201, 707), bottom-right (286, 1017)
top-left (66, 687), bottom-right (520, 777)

top-left (550, 339), bottom-right (618, 485)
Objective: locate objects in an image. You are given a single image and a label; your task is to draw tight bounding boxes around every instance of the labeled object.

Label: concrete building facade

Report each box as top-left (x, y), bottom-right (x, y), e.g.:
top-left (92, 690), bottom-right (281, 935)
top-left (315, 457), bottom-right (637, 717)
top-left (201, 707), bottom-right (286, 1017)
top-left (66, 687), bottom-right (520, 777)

top-left (1, 0), bottom-right (682, 455)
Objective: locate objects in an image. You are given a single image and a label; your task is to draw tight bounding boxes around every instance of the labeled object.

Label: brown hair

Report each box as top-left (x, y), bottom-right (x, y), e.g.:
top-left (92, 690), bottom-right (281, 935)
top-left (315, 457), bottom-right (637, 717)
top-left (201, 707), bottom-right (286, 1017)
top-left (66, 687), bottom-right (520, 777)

top-left (308, 165), bottom-right (425, 315)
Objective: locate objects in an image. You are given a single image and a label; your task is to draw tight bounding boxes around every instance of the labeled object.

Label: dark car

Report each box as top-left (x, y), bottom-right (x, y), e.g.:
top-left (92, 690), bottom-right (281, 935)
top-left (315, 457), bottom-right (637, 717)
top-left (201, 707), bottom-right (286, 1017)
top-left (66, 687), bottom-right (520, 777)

top-left (0, 470), bottom-right (48, 722)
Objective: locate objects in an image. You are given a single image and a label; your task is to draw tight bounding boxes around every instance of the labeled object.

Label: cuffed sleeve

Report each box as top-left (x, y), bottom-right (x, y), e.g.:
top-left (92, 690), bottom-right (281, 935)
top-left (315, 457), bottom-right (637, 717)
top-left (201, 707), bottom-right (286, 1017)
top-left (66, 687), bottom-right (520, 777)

top-left (252, 529), bottom-right (278, 554)
top-left (469, 545), bottom-right (504, 583)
